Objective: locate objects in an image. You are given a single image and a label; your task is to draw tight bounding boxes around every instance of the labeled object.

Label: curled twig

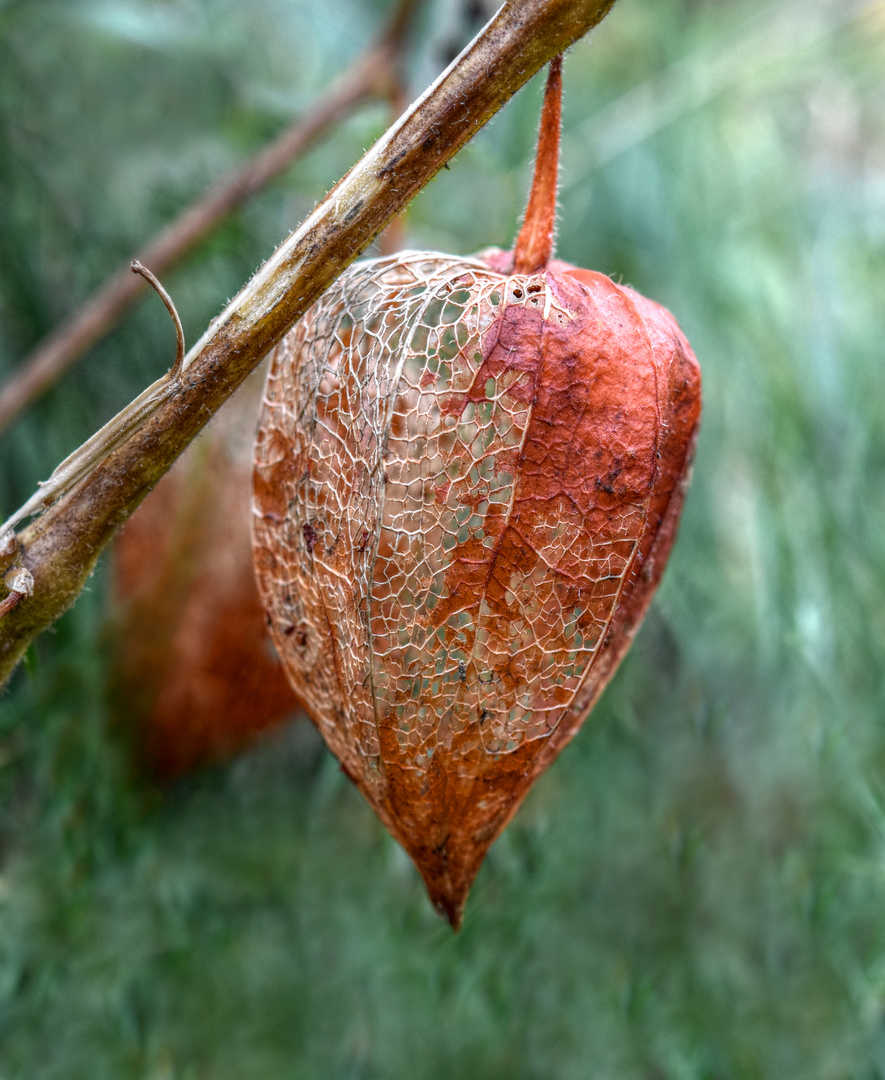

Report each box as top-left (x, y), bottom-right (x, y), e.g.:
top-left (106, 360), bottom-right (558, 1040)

top-left (131, 261), bottom-right (186, 378)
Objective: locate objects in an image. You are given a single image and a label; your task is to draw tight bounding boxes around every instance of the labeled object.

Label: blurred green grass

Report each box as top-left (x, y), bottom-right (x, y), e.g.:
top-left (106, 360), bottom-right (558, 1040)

top-left (2, 0), bottom-right (885, 1076)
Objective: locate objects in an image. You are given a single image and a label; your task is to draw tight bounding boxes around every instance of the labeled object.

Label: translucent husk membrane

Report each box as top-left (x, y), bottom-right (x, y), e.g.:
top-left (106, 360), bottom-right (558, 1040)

top-left (254, 57), bottom-right (700, 928)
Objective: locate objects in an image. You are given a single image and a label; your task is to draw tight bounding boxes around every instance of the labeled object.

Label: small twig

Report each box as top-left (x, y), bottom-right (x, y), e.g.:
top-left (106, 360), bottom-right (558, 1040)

top-left (1, 265), bottom-right (185, 533)
top-left (130, 261), bottom-right (185, 378)
top-left (0, 0), bottom-right (619, 687)
top-left (0, 594), bottom-right (23, 621)
top-left (0, 0), bottom-right (419, 436)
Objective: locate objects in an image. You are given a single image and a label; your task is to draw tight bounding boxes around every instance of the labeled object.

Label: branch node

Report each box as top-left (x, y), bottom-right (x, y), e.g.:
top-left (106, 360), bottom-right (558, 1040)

top-left (131, 260), bottom-right (186, 378)
top-left (4, 567), bottom-right (33, 598)
top-left (0, 566), bottom-right (34, 620)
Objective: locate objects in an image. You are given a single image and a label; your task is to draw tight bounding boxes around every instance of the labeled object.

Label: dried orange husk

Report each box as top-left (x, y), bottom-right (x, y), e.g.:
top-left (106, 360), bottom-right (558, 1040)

top-left (112, 369), bottom-right (302, 778)
top-left (252, 246), bottom-right (701, 926)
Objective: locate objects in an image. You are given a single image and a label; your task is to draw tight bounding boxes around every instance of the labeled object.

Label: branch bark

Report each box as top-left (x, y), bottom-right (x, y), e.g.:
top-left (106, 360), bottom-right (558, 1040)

top-left (0, 0), bottom-right (417, 436)
top-left (0, 0), bottom-right (618, 688)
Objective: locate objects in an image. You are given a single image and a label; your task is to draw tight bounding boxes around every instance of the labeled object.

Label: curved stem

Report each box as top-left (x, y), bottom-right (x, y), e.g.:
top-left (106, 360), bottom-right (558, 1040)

top-left (513, 54), bottom-right (563, 274)
top-left (130, 262), bottom-right (186, 378)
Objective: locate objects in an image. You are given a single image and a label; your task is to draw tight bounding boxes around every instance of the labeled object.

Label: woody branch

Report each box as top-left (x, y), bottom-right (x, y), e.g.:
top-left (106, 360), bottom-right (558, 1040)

top-left (0, 0), bottom-right (618, 687)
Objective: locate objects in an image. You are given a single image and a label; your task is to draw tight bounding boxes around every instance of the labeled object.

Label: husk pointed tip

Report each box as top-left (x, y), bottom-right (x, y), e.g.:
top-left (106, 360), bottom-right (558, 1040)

top-left (412, 846), bottom-right (479, 930)
top-left (426, 878), bottom-right (469, 931)
top-left (434, 898), bottom-right (465, 931)
top-left (388, 818), bottom-right (486, 930)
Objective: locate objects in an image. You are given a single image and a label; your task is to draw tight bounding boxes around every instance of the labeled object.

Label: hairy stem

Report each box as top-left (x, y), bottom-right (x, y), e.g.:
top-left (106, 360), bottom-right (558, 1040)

top-left (0, 0), bottom-right (618, 687)
top-left (513, 54), bottom-right (563, 274)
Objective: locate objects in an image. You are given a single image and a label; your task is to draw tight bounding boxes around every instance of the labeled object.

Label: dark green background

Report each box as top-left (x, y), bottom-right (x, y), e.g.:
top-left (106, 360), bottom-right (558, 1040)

top-left (2, 0), bottom-right (884, 1075)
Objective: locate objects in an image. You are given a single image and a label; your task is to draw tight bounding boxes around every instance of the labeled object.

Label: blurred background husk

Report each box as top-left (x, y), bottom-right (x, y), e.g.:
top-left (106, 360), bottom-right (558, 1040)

top-left (1, 0), bottom-right (885, 1076)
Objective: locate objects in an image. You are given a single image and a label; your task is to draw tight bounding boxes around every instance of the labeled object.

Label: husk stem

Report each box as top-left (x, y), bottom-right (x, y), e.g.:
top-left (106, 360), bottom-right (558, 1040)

top-left (513, 54), bottom-right (563, 274)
